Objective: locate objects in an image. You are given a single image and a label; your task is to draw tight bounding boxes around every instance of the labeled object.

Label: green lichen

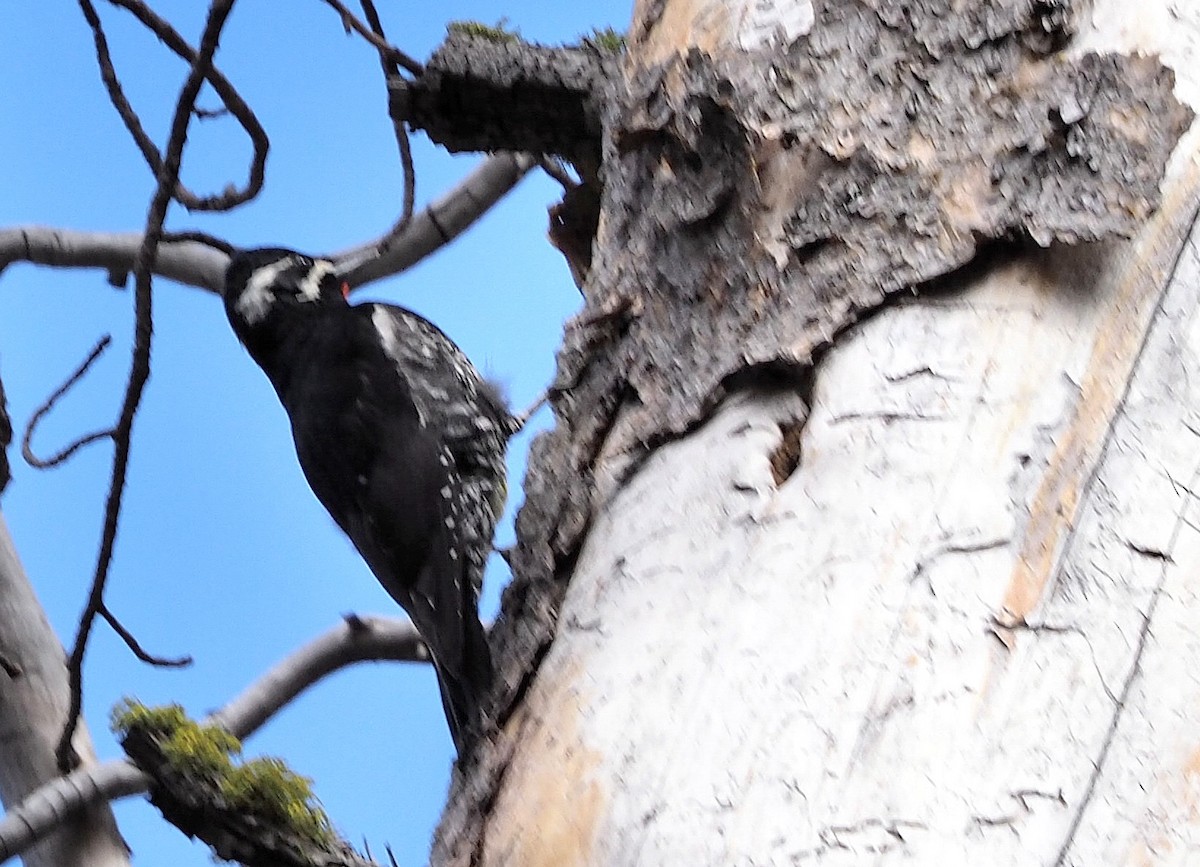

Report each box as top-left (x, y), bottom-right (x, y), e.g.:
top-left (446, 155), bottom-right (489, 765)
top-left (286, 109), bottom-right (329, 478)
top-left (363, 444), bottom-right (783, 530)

top-left (111, 699), bottom-right (190, 736)
top-left (447, 18), bottom-right (520, 43)
top-left (221, 758), bottom-right (333, 845)
top-left (111, 700), bottom-right (333, 847)
top-left (586, 27), bottom-right (625, 52)
top-left (112, 699), bottom-right (241, 778)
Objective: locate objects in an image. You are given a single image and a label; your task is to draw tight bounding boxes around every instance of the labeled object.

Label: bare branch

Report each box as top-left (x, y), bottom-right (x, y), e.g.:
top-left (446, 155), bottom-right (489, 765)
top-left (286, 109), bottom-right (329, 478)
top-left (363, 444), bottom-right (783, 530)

top-left (356, 1), bottom-right (418, 231)
top-left (0, 761), bottom-right (148, 867)
top-left (357, 0), bottom-right (397, 74)
top-left (3, 152), bottom-right (534, 295)
top-left (98, 605), bottom-right (192, 668)
top-left (209, 615), bottom-right (426, 735)
top-left (316, 0), bottom-right (424, 76)
top-left (391, 116), bottom-right (418, 231)
top-left (0, 228), bottom-right (226, 290)
top-left (0, 616), bottom-right (425, 863)
top-left (58, 0), bottom-right (240, 771)
top-left (22, 336), bottom-right (114, 470)
top-left (335, 151), bottom-right (536, 284)
top-left (77, 0), bottom-right (269, 211)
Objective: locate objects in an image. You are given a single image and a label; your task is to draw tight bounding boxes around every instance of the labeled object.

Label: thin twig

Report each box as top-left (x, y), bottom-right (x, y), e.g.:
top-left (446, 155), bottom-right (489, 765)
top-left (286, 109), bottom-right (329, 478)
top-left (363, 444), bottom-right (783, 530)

top-left (99, 605), bottom-right (192, 668)
top-left (58, 0), bottom-right (240, 772)
top-left (317, 0), bottom-right (424, 75)
top-left (357, 0), bottom-right (416, 233)
top-left (357, 0), bottom-right (397, 75)
top-left (394, 121), bottom-right (417, 231)
top-left (75, 0), bottom-right (268, 211)
top-left (106, 0), bottom-right (269, 210)
top-left (22, 336), bottom-right (115, 469)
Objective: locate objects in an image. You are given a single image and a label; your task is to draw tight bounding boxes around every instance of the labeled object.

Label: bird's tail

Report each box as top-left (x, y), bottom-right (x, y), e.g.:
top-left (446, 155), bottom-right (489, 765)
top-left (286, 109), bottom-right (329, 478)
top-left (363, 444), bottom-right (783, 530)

top-left (432, 616), bottom-right (494, 756)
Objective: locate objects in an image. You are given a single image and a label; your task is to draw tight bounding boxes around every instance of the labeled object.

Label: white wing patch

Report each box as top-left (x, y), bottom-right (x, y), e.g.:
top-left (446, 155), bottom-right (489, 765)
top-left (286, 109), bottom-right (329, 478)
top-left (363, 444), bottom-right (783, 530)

top-left (298, 259), bottom-right (335, 304)
top-left (371, 306), bottom-right (403, 362)
top-left (236, 256), bottom-right (299, 324)
top-left (371, 306), bottom-right (426, 425)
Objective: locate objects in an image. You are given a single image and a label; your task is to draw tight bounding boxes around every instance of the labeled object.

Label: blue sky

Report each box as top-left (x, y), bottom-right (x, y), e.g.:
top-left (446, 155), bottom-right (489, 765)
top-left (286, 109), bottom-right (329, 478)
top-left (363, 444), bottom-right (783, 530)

top-left (0, 2), bottom-right (627, 862)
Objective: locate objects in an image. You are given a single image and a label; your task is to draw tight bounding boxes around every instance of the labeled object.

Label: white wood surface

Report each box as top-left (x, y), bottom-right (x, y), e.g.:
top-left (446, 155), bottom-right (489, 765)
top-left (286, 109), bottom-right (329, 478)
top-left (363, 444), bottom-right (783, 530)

top-left (480, 2), bottom-right (1200, 864)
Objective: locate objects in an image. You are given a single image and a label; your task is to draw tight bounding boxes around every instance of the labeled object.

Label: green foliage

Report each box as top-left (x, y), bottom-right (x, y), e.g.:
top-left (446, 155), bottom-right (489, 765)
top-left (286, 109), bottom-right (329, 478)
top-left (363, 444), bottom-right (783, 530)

top-left (111, 699), bottom-right (333, 847)
top-left (447, 18), bottom-right (520, 43)
top-left (587, 27), bottom-right (626, 52)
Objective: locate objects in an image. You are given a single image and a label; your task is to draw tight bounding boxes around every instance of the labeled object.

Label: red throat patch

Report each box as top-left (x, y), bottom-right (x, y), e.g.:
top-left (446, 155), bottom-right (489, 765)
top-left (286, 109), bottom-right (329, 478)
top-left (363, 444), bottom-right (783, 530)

top-left (341, 281), bottom-right (351, 299)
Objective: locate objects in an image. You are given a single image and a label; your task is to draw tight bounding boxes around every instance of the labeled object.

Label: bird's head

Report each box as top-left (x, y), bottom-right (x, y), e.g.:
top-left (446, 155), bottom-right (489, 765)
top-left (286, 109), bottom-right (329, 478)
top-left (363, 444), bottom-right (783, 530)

top-left (223, 247), bottom-right (349, 334)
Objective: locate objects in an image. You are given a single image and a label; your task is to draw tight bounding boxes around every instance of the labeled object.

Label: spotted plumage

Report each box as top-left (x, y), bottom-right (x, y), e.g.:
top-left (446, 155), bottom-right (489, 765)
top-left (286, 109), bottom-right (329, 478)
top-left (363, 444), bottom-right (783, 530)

top-left (223, 247), bottom-right (514, 753)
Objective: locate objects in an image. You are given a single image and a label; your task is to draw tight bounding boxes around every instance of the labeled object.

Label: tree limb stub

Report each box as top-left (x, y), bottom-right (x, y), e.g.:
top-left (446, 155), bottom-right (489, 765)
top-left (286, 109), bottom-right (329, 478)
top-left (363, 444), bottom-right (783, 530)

top-left (458, 0), bottom-right (1193, 856)
top-left (403, 32), bottom-right (619, 179)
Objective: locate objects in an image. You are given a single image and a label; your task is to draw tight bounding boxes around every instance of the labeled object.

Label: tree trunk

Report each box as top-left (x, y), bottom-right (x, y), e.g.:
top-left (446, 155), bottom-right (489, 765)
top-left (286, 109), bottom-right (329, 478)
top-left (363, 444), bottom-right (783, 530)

top-left (0, 515), bottom-right (130, 867)
top-left (439, 1), bottom-right (1200, 865)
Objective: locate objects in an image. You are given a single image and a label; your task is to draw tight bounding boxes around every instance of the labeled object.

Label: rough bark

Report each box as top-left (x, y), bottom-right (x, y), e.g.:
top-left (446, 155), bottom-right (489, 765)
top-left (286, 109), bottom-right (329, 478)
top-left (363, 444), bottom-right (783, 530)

top-left (0, 515), bottom-right (130, 867)
top-left (436, 0), bottom-right (1200, 864)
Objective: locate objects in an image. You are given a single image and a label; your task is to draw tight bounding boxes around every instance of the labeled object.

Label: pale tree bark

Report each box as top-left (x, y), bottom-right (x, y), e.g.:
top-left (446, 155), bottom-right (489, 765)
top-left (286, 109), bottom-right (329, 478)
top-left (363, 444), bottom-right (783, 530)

top-left (436, 1), bottom-right (1200, 865)
top-left (0, 516), bottom-right (129, 867)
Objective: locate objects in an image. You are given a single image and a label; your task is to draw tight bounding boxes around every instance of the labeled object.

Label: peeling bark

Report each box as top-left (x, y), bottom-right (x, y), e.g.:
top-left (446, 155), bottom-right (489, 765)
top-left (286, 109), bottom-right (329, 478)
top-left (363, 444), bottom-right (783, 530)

top-left (434, 0), bottom-right (1200, 864)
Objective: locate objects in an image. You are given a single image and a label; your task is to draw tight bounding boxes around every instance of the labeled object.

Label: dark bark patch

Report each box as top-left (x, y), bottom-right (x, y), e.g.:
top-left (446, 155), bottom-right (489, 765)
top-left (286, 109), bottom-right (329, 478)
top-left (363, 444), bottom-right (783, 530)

top-left (770, 419), bottom-right (806, 486)
top-left (0, 370), bottom-right (10, 497)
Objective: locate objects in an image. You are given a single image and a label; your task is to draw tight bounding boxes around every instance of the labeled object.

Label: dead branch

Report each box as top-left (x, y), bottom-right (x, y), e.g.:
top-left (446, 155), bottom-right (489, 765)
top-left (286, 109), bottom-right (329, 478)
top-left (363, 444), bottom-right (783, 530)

top-left (334, 151), bottom-right (536, 282)
top-left (0, 229), bottom-right (228, 291)
top-left (57, 0), bottom-right (240, 772)
top-left (1, 151), bottom-right (534, 295)
top-left (356, 0), bottom-right (418, 233)
top-left (21, 335), bottom-right (114, 469)
top-left (0, 616), bottom-right (425, 864)
top-left (76, 0), bottom-right (268, 211)
top-left (99, 605), bottom-right (191, 668)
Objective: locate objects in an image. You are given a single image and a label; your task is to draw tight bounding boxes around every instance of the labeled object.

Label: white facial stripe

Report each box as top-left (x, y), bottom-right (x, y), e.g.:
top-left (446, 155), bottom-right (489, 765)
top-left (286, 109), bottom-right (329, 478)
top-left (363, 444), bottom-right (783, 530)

top-left (235, 256), bottom-right (301, 324)
top-left (298, 260), bottom-right (335, 303)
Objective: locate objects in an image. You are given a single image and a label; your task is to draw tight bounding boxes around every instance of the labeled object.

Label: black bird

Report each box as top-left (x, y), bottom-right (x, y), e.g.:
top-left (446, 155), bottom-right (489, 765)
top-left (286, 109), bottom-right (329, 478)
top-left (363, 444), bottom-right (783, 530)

top-left (223, 247), bottom-right (515, 753)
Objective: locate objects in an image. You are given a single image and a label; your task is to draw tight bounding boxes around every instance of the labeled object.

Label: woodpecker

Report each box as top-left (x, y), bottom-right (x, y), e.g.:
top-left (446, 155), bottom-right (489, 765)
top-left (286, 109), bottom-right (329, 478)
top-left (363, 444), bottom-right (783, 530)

top-left (223, 247), bottom-right (515, 753)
